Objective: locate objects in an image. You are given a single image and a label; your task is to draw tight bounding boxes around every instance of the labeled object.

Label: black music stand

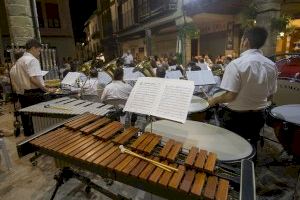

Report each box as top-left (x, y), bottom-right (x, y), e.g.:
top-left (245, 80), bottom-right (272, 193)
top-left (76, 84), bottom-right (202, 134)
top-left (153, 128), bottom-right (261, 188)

top-left (50, 167), bottom-right (131, 200)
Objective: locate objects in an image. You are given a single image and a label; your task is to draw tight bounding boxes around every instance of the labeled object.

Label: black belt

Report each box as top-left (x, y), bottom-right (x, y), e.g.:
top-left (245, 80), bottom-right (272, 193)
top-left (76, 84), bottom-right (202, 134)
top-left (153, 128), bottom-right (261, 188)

top-left (224, 107), bottom-right (265, 113)
top-left (24, 88), bottom-right (44, 94)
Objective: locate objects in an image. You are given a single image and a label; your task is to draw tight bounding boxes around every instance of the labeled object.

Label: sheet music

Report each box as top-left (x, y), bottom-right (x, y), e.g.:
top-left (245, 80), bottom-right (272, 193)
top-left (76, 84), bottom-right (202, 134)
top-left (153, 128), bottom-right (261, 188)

top-left (124, 77), bottom-right (194, 123)
top-left (61, 72), bottom-right (81, 86)
top-left (155, 79), bottom-right (194, 123)
top-left (123, 67), bottom-right (145, 81)
top-left (186, 70), bottom-right (216, 86)
top-left (165, 70), bottom-right (183, 79)
top-left (98, 71), bottom-right (112, 85)
top-left (124, 78), bottom-right (163, 115)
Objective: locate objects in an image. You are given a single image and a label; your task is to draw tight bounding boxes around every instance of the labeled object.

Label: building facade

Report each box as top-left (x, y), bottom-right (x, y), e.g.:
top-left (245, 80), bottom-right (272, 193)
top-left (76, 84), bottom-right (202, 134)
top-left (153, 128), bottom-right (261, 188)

top-left (0, 0), bottom-right (75, 64)
top-left (84, 0), bottom-right (300, 64)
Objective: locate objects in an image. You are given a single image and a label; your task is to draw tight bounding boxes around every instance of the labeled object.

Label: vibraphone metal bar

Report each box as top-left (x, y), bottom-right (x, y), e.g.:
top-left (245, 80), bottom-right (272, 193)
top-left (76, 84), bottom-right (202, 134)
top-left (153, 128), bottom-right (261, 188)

top-left (18, 97), bottom-right (113, 134)
top-left (24, 113), bottom-right (246, 200)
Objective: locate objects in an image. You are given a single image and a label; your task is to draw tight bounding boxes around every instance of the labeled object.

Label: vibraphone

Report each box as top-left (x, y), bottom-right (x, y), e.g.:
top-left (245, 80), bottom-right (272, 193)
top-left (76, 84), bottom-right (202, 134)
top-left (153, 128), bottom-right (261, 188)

top-left (21, 113), bottom-right (249, 200)
top-left (18, 97), bottom-right (113, 134)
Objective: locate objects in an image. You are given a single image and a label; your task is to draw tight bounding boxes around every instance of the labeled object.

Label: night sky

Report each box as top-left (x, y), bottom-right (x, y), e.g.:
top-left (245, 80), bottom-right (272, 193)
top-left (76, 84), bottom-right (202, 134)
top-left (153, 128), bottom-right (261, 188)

top-left (69, 0), bottom-right (97, 43)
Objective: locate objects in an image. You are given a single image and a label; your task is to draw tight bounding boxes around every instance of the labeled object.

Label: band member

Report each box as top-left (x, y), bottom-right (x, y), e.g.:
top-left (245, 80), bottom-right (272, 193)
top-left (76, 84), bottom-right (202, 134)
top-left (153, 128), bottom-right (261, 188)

top-left (208, 27), bottom-right (277, 146)
top-left (11, 39), bottom-right (52, 136)
top-left (100, 67), bottom-right (132, 103)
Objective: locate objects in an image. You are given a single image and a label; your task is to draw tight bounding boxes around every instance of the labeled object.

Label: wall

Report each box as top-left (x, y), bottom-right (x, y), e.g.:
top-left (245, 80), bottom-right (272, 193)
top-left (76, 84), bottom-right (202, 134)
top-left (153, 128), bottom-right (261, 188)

top-left (42, 37), bottom-right (75, 61)
top-left (152, 32), bottom-right (177, 57)
top-left (200, 31), bottom-right (226, 58)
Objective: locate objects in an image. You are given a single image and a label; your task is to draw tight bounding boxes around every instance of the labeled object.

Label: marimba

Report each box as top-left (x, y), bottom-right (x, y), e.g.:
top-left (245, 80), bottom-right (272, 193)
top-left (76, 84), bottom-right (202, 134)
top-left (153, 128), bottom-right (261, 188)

top-left (22, 113), bottom-right (244, 200)
top-left (18, 97), bottom-right (113, 134)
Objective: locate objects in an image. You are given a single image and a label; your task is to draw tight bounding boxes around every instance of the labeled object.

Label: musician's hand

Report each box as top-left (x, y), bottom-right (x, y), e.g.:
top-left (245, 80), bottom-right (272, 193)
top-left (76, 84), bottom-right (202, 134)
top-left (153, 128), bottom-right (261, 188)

top-left (208, 98), bottom-right (216, 107)
top-left (46, 87), bottom-right (56, 93)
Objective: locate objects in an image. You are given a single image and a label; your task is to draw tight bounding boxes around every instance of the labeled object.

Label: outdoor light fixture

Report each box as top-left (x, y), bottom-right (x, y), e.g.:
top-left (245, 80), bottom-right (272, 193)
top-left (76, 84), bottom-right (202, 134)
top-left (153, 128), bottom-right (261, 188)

top-left (279, 32), bottom-right (285, 37)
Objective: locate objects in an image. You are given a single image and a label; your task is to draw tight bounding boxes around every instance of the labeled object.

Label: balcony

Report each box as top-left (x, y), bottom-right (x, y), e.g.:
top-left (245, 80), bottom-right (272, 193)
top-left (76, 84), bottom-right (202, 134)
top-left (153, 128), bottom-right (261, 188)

top-left (137, 0), bottom-right (178, 22)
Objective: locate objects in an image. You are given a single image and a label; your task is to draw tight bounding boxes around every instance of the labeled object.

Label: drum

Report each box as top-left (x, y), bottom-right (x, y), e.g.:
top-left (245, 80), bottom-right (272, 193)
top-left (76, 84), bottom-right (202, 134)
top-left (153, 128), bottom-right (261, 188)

top-left (267, 104), bottom-right (300, 157)
top-left (145, 120), bottom-right (254, 162)
top-left (188, 95), bottom-right (209, 122)
top-left (276, 55), bottom-right (300, 80)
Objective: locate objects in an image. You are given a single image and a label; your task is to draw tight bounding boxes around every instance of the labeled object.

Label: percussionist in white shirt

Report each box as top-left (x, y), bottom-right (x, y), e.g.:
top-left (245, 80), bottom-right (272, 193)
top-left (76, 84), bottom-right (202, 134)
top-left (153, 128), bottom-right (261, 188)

top-left (208, 27), bottom-right (277, 147)
top-left (101, 67), bottom-right (132, 103)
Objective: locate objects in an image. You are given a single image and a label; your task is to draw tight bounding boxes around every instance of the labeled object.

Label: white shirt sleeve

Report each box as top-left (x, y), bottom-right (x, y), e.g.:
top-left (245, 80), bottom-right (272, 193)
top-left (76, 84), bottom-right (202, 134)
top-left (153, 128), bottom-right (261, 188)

top-left (220, 62), bottom-right (240, 93)
top-left (26, 59), bottom-right (43, 77)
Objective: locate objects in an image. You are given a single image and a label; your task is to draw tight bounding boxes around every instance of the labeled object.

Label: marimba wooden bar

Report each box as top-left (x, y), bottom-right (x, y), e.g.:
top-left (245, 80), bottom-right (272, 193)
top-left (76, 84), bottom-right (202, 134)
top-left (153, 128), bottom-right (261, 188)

top-left (29, 113), bottom-right (230, 200)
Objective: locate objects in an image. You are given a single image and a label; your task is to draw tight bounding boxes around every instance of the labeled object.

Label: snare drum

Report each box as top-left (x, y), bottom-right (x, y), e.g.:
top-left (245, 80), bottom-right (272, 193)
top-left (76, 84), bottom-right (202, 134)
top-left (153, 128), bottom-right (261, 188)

top-left (267, 104), bottom-right (300, 157)
top-left (188, 96), bottom-right (209, 122)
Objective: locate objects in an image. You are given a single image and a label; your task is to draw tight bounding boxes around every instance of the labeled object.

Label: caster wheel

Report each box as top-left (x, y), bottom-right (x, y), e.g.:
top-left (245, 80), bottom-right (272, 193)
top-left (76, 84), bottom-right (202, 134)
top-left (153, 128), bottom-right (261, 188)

top-left (85, 186), bottom-right (91, 194)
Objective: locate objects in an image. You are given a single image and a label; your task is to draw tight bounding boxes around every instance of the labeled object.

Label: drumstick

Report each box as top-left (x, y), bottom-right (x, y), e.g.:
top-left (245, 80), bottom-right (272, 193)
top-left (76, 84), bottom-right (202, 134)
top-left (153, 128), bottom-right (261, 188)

top-left (200, 87), bottom-right (210, 99)
top-left (119, 145), bottom-right (178, 172)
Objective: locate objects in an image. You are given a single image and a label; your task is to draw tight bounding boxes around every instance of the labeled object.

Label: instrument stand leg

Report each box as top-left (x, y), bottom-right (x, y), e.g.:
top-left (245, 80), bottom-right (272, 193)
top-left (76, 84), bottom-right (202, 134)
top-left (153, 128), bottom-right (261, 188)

top-left (50, 167), bottom-right (131, 200)
top-left (30, 152), bottom-right (42, 166)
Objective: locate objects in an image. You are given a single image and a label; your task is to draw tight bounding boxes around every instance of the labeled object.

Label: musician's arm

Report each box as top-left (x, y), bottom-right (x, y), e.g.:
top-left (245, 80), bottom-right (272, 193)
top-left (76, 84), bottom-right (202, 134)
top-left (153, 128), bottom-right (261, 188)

top-left (208, 91), bottom-right (237, 106)
top-left (30, 76), bottom-right (48, 92)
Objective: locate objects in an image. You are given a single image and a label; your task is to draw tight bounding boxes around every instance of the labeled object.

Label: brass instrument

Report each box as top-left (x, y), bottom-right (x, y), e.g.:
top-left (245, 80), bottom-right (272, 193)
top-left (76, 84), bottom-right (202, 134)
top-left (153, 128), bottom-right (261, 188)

top-left (211, 64), bottom-right (224, 77)
top-left (134, 59), bottom-right (155, 77)
top-left (103, 59), bottom-right (118, 78)
top-left (79, 60), bottom-right (92, 76)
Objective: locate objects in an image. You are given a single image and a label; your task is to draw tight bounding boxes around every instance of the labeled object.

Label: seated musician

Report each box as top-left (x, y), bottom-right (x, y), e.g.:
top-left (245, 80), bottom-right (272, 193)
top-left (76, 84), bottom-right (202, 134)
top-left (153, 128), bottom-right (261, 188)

top-left (208, 27), bottom-right (277, 148)
top-left (100, 67), bottom-right (132, 104)
top-left (156, 67), bottom-right (166, 78)
top-left (82, 68), bottom-right (99, 101)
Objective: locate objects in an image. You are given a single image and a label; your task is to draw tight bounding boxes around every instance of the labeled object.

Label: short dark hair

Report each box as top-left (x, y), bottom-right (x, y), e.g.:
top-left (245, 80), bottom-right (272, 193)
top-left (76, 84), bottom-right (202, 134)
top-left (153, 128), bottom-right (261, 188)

top-left (90, 68), bottom-right (98, 78)
top-left (156, 67), bottom-right (166, 78)
top-left (113, 67), bottom-right (124, 80)
top-left (25, 39), bottom-right (42, 50)
top-left (243, 27), bottom-right (268, 49)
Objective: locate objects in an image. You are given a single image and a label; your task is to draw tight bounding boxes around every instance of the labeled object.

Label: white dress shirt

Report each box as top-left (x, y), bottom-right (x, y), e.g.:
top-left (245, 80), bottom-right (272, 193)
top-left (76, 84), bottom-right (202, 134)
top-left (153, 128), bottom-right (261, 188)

top-left (83, 78), bottom-right (99, 96)
top-left (220, 49), bottom-right (277, 111)
top-left (122, 53), bottom-right (133, 65)
top-left (101, 80), bottom-right (132, 102)
top-left (12, 52), bottom-right (44, 94)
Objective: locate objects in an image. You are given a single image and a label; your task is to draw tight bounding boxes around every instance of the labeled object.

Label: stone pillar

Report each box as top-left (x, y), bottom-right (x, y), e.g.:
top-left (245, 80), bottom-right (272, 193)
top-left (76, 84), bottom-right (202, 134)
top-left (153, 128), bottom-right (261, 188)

top-left (255, 0), bottom-right (281, 56)
top-left (4, 0), bottom-right (35, 46)
top-left (184, 36), bottom-right (191, 64)
top-left (145, 28), bottom-right (152, 56)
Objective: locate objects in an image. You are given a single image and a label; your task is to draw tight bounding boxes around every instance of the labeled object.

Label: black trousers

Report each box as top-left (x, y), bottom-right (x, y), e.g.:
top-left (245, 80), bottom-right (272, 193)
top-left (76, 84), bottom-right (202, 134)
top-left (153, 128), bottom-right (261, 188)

top-left (221, 107), bottom-right (266, 145)
top-left (18, 89), bottom-right (45, 136)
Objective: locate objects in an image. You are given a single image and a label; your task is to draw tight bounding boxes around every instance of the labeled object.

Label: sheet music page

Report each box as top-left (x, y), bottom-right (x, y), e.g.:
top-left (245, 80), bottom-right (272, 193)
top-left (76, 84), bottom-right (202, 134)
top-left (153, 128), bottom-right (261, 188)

top-left (165, 70), bottom-right (183, 79)
top-left (61, 72), bottom-right (81, 86)
top-left (123, 67), bottom-right (145, 81)
top-left (123, 77), bottom-right (164, 115)
top-left (186, 70), bottom-right (216, 85)
top-left (98, 71), bottom-right (112, 85)
top-left (154, 79), bottom-right (194, 123)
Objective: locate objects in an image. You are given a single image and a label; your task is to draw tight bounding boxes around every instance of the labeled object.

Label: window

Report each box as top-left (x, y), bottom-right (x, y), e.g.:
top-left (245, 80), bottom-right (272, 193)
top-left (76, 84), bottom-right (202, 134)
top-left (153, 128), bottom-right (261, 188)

top-left (36, 1), bottom-right (44, 28)
top-left (45, 3), bottom-right (60, 28)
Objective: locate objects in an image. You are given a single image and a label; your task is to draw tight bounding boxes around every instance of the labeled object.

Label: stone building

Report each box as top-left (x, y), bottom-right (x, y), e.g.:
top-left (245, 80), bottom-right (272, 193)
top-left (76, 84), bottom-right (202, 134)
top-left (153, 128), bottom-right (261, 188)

top-left (83, 0), bottom-right (300, 64)
top-left (0, 0), bottom-right (75, 64)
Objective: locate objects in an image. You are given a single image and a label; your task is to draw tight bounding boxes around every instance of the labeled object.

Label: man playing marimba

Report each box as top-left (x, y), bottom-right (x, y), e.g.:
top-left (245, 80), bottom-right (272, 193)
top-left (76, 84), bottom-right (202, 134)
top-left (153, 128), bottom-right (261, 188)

top-left (208, 27), bottom-right (277, 147)
top-left (11, 39), bottom-right (53, 136)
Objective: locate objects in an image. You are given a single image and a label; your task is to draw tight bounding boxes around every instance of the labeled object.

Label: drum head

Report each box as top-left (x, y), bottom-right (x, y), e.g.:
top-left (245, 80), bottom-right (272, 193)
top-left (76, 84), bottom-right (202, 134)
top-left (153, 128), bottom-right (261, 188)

top-left (271, 104), bottom-right (300, 126)
top-left (189, 96), bottom-right (209, 113)
top-left (145, 120), bottom-right (253, 162)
